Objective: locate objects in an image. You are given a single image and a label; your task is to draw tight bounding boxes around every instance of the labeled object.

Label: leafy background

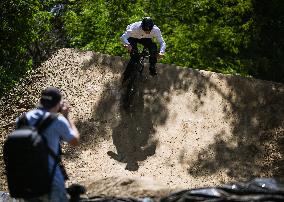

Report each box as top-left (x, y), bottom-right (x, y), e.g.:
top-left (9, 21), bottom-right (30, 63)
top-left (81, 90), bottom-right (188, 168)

top-left (1, 0), bottom-right (284, 97)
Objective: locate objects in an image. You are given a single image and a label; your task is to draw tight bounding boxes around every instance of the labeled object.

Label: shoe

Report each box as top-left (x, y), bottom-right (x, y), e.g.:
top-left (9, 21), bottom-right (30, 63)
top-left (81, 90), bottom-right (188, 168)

top-left (149, 67), bottom-right (157, 76)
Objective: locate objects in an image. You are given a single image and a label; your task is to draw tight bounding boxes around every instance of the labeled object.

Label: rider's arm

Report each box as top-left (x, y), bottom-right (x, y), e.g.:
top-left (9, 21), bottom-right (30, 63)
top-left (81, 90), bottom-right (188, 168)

top-left (120, 31), bottom-right (132, 52)
top-left (120, 27), bottom-right (134, 52)
top-left (120, 22), bottom-right (141, 46)
top-left (153, 28), bottom-right (166, 54)
top-left (120, 25), bottom-right (132, 46)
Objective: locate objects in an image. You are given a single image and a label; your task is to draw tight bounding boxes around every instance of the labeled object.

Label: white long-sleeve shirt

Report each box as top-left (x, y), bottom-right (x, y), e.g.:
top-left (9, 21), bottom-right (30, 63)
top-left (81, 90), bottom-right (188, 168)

top-left (120, 21), bottom-right (166, 54)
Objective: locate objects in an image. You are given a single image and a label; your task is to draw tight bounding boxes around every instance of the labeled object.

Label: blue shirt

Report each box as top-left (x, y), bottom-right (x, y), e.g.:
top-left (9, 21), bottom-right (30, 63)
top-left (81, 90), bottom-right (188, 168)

top-left (16, 108), bottom-right (76, 193)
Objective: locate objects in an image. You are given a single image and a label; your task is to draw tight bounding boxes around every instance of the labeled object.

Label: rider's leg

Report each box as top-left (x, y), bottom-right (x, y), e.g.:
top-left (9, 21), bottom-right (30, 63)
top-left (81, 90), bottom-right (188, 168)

top-left (122, 38), bottom-right (139, 83)
top-left (140, 38), bottom-right (158, 76)
top-left (128, 38), bottom-right (140, 64)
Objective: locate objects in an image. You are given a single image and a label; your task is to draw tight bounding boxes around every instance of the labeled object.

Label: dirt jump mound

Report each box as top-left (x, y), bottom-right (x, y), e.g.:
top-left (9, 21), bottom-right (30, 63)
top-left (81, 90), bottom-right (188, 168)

top-left (1, 48), bottom-right (284, 199)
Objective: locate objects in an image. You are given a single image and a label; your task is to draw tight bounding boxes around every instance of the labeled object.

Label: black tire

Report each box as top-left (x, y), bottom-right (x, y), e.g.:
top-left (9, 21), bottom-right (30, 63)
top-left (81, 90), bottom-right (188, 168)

top-left (122, 63), bottom-right (140, 110)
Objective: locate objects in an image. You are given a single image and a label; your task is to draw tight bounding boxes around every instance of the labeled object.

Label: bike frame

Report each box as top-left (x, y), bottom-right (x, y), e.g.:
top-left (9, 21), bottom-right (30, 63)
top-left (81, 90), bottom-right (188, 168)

top-left (122, 48), bottom-right (149, 110)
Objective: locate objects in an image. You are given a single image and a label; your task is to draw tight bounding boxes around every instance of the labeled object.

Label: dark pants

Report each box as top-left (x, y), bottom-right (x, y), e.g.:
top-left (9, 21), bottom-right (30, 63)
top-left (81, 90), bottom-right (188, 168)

top-left (123, 37), bottom-right (158, 82)
top-left (128, 37), bottom-right (158, 67)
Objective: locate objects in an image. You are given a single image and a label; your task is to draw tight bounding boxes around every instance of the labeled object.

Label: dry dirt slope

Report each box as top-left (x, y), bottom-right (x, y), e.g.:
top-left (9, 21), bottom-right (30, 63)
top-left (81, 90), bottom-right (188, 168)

top-left (1, 48), bottom-right (284, 198)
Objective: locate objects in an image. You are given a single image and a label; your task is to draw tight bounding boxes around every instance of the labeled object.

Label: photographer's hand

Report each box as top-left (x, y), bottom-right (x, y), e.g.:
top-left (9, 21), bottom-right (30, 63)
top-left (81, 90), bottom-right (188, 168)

top-left (60, 100), bottom-right (70, 118)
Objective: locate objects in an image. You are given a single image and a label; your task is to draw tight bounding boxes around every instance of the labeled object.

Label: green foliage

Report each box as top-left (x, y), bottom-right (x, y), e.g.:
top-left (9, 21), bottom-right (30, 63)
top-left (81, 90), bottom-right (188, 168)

top-left (247, 0), bottom-right (284, 82)
top-left (1, 0), bottom-right (284, 97)
top-left (157, 0), bottom-right (254, 75)
top-left (63, 0), bottom-right (144, 55)
top-left (0, 0), bottom-right (67, 97)
top-left (0, 0), bottom-right (40, 95)
top-left (62, 0), bottom-right (255, 76)
top-left (64, 0), bottom-right (108, 49)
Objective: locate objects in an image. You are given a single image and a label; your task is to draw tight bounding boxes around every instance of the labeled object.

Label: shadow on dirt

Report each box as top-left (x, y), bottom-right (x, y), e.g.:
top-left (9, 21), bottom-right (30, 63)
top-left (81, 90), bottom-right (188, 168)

top-left (105, 79), bottom-right (157, 171)
top-left (101, 65), bottom-right (212, 171)
top-left (65, 52), bottom-right (284, 179)
top-left (186, 75), bottom-right (284, 182)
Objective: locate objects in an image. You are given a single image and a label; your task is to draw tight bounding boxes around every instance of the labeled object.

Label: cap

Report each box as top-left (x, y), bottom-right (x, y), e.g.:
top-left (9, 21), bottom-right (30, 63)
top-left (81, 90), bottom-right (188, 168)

top-left (40, 87), bottom-right (62, 109)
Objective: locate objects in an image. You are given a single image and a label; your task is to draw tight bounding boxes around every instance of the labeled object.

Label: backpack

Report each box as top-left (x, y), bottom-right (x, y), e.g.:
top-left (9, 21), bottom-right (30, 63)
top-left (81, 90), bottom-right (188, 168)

top-left (3, 112), bottom-right (59, 199)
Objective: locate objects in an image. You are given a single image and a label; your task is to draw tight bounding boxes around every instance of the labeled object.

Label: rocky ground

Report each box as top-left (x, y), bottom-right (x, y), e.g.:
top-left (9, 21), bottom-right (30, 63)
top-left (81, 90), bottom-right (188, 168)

top-left (1, 48), bottom-right (284, 200)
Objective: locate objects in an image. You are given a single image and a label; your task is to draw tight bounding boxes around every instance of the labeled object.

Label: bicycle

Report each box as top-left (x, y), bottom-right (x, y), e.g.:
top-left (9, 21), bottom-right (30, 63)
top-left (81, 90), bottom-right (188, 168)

top-left (121, 47), bottom-right (149, 110)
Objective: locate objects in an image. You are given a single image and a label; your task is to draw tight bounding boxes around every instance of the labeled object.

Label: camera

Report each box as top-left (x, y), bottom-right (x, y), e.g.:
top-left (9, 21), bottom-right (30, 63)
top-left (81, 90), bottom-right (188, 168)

top-left (58, 102), bottom-right (64, 113)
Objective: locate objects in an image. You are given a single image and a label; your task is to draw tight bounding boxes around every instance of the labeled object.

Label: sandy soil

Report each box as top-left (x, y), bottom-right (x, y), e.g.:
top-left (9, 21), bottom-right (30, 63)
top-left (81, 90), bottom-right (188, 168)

top-left (1, 48), bottom-right (284, 199)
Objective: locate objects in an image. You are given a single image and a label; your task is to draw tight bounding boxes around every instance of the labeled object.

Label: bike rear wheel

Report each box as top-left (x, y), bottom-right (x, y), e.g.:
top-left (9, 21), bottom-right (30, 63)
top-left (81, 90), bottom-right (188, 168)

top-left (122, 64), bottom-right (141, 110)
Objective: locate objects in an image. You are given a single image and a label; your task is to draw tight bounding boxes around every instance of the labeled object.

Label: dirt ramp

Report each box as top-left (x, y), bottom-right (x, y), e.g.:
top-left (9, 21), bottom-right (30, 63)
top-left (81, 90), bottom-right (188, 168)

top-left (83, 176), bottom-right (173, 200)
top-left (1, 48), bottom-right (284, 193)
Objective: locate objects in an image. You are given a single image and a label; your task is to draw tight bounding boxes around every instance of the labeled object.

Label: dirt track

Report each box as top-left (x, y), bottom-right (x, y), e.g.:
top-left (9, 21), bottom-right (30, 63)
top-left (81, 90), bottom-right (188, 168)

top-left (1, 48), bottom-right (284, 198)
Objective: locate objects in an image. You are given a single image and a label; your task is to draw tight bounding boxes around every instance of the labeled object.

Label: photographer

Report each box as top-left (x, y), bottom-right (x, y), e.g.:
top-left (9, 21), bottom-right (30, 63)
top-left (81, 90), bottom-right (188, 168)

top-left (17, 87), bottom-right (80, 202)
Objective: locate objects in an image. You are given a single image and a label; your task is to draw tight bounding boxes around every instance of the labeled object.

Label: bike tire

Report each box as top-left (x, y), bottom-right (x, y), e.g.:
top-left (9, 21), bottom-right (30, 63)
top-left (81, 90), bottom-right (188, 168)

top-left (122, 64), bottom-right (140, 110)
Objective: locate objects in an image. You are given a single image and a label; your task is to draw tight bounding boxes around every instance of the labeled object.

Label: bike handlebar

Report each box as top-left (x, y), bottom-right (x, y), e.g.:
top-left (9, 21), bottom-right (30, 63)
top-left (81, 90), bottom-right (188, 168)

top-left (130, 48), bottom-right (149, 59)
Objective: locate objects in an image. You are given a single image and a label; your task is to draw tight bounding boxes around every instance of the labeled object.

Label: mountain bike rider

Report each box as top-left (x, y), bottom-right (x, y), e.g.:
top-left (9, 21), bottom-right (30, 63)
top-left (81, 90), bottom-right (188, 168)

top-left (120, 17), bottom-right (166, 82)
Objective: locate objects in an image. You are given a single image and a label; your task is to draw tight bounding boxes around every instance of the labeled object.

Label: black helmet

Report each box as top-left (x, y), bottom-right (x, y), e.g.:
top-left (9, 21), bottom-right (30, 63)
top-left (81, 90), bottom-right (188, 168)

top-left (141, 17), bottom-right (154, 31)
